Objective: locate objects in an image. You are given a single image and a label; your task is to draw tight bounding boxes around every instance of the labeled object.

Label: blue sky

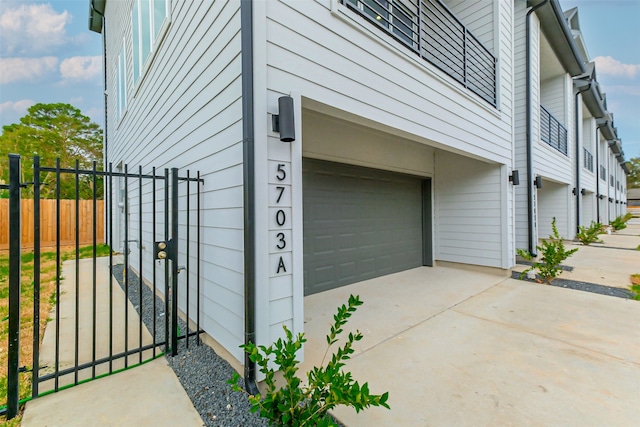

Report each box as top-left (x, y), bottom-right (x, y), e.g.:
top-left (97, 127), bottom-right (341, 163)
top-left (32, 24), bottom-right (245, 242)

top-left (1, 0), bottom-right (639, 160)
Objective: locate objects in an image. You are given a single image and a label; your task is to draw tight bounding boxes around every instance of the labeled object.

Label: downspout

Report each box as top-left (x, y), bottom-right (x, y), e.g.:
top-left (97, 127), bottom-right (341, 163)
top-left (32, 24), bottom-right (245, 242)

top-left (91, 3), bottom-right (108, 172)
top-left (526, 0), bottom-right (549, 256)
top-left (240, 0), bottom-right (259, 396)
top-left (574, 82), bottom-right (591, 233)
top-left (595, 130), bottom-right (600, 222)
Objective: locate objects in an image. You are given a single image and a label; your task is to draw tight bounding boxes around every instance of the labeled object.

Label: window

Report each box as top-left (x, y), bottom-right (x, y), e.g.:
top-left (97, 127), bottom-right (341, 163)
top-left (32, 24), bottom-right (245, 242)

top-left (116, 40), bottom-right (127, 121)
top-left (352, 0), bottom-right (418, 48)
top-left (132, 0), bottom-right (169, 85)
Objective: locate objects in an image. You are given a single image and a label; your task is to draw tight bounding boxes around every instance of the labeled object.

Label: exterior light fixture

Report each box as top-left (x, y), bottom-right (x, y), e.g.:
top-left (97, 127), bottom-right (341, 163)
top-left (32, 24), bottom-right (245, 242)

top-left (272, 96), bottom-right (296, 142)
top-left (534, 176), bottom-right (543, 189)
top-left (580, 188), bottom-right (587, 196)
top-left (509, 170), bottom-right (520, 185)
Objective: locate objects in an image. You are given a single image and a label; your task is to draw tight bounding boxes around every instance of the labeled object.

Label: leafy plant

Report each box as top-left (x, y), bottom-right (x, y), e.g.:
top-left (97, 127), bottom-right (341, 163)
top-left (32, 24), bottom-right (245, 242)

top-left (576, 221), bottom-right (604, 245)
top-left (229, 294), bottom-right (390, 426)
top-left (610, 213), bottom-right (633, 231)
top-left (630, 274), bottom-right (640, 301)
top-left (517, 217), bottom-right (578, 284)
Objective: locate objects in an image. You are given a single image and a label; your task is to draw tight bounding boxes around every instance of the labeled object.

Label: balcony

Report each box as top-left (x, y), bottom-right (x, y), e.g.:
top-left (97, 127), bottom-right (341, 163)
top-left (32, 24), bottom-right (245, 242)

top-left (540, 105), bottom-right (568, 155)
top-left (583, 148), bottom-right (593, 172)
top-left (343, 0), bottom-right (497, 106)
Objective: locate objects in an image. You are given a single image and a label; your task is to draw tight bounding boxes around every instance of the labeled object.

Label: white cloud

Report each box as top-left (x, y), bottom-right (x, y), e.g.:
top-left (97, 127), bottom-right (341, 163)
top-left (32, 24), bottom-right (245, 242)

top-left (60, 56), bottom-right (102, 82)
top-left (0, 3), bottom-right (71, 55)
top-left (594, 56), bottom-right (640, 79)
top-left (0, 99), bottom-right (35, 116)
top-left (0, 57), bottom-right (58, 84)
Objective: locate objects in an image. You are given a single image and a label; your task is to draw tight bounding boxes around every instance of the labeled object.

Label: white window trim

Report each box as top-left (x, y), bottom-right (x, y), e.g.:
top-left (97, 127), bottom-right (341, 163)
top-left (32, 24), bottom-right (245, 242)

top-left (132, 0), bottom-right (171, 94)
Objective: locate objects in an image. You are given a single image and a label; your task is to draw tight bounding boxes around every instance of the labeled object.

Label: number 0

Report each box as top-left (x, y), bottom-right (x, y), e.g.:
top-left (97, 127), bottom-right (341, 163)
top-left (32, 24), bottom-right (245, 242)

top-left (276, 209), bottom-right (286, 226)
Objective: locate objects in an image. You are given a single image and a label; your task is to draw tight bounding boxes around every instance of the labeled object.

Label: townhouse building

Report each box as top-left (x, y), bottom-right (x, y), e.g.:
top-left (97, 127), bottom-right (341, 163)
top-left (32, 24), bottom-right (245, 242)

top-left (88, 0), bottom-right (627, 386)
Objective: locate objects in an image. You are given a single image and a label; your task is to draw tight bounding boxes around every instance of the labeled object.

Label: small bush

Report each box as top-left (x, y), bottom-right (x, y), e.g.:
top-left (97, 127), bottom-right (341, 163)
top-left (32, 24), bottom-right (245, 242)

top-left (610, 213), bottom-right (633, 231)
top-left (630, 274), bottom-right (640, 301)
top-left (576, 221), bottom-right (604, 245)
top-left (517, 218), bottom-right (578, 284)
top-left (229, 294), bottom-right (390, 426)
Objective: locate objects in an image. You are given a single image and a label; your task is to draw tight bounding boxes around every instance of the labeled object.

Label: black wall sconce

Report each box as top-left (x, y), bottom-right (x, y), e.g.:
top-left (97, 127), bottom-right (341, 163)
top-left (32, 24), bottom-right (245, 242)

top-left (572, 187), bottom-right (577, 195)
top-left (509, 170), bottom-right (520, 185)
top-left (534, 176), bottom-right (543, 189)
top-left (580, 188), bottom-right (587, 196)
top-left (272, 96), bottom-right (295, 142)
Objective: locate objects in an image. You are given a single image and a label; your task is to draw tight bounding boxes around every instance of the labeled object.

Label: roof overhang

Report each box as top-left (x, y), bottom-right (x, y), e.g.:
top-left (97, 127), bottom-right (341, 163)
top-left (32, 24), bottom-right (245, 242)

top-left (89, 0), bottom-right (106, 33)
top-left (596, 114), bottom-right (616, 141)
top-left (574, 62), bottom-right (607, 118)
top-left (528, 0), bottom-right (586, 76)
top-left (608, 139), bottom-right (622, 155)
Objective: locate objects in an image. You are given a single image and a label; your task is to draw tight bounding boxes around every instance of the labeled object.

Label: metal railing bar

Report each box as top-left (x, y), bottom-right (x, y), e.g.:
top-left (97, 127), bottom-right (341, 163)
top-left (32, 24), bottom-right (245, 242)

top-left (186, 170), bottom-right (190, 349)
top-left (164, 168), bottom-right (170, 354)
top-left (124, 164), bottom-right (129, 369)
top-left (54, 158), bottom-right (61, 392)
top-left (108, 163), bottom-right (114, 374)
top-left (197, 171), bottom-right (201, 345)
top-left (138, 165), bottom-right (143, 364)
top-left (92, 161), bottom-right (98, 379)
top-left (36, 343), bottom-right (166, 383)
top-left (152, 167), bottom-right (157, 357)
top-left (74, 159), bottom-right (80, 386)
top-left (32, 156), bottom-right (41, 399)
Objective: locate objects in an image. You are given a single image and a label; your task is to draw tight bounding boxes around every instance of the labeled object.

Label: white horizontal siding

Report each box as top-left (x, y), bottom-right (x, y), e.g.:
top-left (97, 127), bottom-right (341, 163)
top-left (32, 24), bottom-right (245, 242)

top-left (435, 151), bottom-right (503, 267)
top-left (537, 179), bottom-right (570, 239)
top-left (446, 0), bottom-right (494, 53)
top-left (104, 0), bottom-right (246, 362)
top-left (265, 0), bottom-right (512, 165)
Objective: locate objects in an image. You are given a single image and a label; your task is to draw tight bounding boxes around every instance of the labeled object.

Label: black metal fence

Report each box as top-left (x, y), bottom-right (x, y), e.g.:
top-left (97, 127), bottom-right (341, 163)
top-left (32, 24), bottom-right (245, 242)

top-left (1, 154), bottom-right (203, 419)
top-left (540, 105), bottom-right (568, 156)
top-left (343, 0), bottom-right (497, 106)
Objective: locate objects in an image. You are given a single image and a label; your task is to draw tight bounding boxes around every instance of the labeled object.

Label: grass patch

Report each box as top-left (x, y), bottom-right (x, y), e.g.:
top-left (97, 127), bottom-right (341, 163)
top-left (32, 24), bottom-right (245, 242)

top-left (631, 274), bottom-right (640, 301)
top-left (0, 245), bottom-right (111, 423)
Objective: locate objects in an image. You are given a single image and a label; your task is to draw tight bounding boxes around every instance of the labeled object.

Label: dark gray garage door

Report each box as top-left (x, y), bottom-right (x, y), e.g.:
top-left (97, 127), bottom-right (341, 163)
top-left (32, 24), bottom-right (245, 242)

top-left (303, 158), bottom-right (429, 295)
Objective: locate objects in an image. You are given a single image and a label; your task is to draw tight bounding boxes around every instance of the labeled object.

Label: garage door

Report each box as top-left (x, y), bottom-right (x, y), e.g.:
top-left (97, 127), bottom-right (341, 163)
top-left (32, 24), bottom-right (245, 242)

top-left (303, 158), bottom-right (428, 295)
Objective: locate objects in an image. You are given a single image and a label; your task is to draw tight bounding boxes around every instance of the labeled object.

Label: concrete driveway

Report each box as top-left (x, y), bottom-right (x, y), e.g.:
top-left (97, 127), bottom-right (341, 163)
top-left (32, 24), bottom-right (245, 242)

top-left (303, 256), bottom-right (640, 425)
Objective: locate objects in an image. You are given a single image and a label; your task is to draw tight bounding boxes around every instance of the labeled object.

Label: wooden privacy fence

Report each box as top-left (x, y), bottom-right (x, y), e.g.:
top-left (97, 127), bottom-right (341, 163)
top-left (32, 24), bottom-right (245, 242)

top-left (0, 199), bottom-right (104, 249)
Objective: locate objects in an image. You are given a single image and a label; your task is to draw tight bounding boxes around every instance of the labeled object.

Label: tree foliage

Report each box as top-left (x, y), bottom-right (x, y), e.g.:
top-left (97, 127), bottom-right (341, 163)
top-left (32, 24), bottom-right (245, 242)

top-left (0, 103), bottom-right (103, 199)
top-left (626, 157), bottom-right (640, 189)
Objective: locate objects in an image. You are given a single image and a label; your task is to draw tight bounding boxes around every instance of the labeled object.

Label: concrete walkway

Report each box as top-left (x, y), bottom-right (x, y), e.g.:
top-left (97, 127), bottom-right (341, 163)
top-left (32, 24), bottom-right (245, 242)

top-left (21, 257), bottom-right (204, 427)
top-left (302, 221), bottom-right (640, 426)
top-left (22, 221), bottom-right (640, 426)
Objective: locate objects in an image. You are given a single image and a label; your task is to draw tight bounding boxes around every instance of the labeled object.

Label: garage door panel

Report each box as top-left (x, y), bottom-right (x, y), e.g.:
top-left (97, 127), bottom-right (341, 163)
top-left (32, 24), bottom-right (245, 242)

top-left (304, 158), bottom-right (425, 295)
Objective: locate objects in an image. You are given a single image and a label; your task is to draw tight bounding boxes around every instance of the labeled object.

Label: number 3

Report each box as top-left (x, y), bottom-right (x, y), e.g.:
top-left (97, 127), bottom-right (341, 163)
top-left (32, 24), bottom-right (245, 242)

top-left (276, 232), bottom-right (286, 250)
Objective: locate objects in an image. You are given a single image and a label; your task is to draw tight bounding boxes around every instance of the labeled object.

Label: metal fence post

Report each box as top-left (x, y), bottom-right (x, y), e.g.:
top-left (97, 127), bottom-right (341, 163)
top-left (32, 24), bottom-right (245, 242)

top-left (170, 168), bottom-right (179, 356)
top-left (7, 154), bottom-right (22, 419)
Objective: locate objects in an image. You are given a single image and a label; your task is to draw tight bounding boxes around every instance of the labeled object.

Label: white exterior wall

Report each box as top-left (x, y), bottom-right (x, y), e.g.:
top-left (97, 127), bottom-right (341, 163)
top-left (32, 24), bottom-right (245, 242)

top-left (257, 0), bottom-right (513, 346)
top-left (435, 151), bottom-right (506, 267)
top-left (537, 73), bottom-right (573, 186)
top-left (104, 1), bottom-right (247, 361)
top-left (538, 179), bottom-right (570, 238)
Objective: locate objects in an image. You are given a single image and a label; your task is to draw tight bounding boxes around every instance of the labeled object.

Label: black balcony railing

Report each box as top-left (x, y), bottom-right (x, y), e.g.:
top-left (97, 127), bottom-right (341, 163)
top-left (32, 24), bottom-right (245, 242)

top-left (343, 0), bottom-right (497, 106)
top-left (540, 105), bottom-right (568, 155)
top-left (583, 147), bottom-right (593, 172)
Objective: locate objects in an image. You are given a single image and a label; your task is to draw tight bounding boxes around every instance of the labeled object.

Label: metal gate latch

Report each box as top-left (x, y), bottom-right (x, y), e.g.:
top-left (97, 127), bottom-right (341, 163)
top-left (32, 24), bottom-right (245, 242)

top-left (154, 241), bottom-right (168, 260)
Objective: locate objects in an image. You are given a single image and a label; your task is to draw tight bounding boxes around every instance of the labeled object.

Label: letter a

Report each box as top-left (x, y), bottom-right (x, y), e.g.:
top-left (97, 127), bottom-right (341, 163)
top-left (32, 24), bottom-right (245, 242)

top-left (276, 256), bottom-right (287, 274)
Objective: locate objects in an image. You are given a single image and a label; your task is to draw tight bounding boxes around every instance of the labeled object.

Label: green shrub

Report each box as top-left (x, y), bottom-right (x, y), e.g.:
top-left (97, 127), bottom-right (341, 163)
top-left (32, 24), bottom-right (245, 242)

top-left (229, 294), bottom-right (390, 426)
top-left (517, 217), bottom-right (578, 284)
top-left (576, 221), bottom-right (604, 245)
top-left (610, 213), bottom-right (633, 231)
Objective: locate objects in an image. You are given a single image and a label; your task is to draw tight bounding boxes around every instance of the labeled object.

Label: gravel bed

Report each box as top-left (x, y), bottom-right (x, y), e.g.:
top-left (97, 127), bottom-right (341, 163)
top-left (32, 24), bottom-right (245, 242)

top-left (515, 260), bottom-right (573, 271)
top-left (510, 271), bottom-right (634, 299)
top-left (112, 264), bottom-right (267, 427)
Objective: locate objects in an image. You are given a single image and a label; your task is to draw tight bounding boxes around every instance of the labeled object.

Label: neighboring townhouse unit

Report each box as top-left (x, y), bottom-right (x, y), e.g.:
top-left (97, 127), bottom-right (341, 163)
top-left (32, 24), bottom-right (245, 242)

top-left (88, 0), bottom-right (628, 388)
top-left (513, 0), bottom-right (628, 256)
